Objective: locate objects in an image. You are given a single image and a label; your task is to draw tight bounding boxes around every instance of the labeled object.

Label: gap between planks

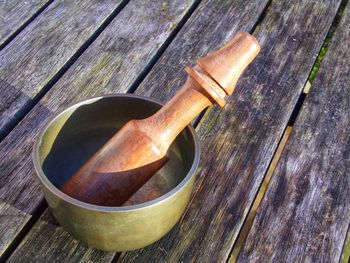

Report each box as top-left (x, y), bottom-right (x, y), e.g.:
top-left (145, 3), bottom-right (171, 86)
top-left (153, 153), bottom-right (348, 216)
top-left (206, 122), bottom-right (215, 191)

top-left (114, 0), bottom-right (347, 261)
top-left (289, 0), bottom-right (348, 126)
top-left (3, 0), bottom-right (342, 262)
top-left (304, 0), bottom-right (349, 93)
top-left (0, 0), bottom-right (204, 261)
top-left (0, 0), bottom-right (131, 258)
top-left (228, 0), bottom-right (349, 258)
top-left (0, 0), bottom-right (54, 51)
top-left (249, 0), bottom-right (273, 33)
top-left (119, 0), bottom-right (344, 260)
top-left (228, 126), bottom-right (292, 263)
top-left (126, 0), bottom-right (202, 94)
top-left (307, 0), bottom-right (349, 84)
top-left (85, 0), bottom-right (275, 260)
top-left (229, 0), bottom-right (350, 260)
top-left (0, 0), bottom-right (130, 142)
top-left (0, 201), bottom-right (47, 263)
top-left (186, 0), bottom-right (274, 145)
top-left (190, 0), bottom-right (274, 134)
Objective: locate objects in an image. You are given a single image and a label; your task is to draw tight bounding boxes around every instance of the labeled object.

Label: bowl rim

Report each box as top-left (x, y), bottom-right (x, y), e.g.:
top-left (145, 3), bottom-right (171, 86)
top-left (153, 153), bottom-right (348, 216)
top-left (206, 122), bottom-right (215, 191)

top-left (33, 93), bottom-right (200, 212)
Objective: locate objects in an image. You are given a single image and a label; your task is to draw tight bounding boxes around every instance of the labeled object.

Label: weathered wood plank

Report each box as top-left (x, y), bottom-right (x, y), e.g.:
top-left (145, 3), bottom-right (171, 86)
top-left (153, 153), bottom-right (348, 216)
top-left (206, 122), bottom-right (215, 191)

top-left (3, 0), bottom-right (268, 260)
top-left (0, 0), bottom-right (195, 214)
top-left (120, 0), bottom-right (342, 262)
top-left (229, 126), bottom-right (293, 262)
top-left (0, 0), bottom-right (125, 137)
top-left (0, 200), bottom-right (30, 256)
top-left (0, 0), bottom-right (51, 48)
top-left (7, 211), bottom-right (115, 263)
top-left (238, 4), bottom-right (350, 262)
top-left (0, 0), bottom-right (197, 260)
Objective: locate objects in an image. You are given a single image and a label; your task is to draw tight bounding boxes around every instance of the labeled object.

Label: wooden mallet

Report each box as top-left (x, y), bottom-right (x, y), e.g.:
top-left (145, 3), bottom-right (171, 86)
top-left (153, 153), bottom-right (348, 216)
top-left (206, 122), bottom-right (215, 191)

top-left (60, 32), bottom-right (260, 206)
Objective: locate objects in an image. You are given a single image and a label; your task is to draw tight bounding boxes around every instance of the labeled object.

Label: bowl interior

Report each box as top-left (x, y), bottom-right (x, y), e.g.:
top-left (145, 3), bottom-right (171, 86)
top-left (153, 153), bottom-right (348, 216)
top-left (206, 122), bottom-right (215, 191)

top-left (37, 95), bottom-right (197, 206)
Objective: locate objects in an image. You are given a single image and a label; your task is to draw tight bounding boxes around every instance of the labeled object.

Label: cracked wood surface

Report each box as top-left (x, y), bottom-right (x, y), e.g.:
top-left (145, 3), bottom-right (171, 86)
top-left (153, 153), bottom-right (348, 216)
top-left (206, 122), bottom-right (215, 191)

top-left (0, 0), bottom-right (51, 48)
top-left (0, 0), bottom-right (196, 260)
top-left (4, 0), bottom-right (267, 261)
top-left (0, 0), bottom-right (348, 262)
top-left (238, 3), bottom-right (350, 262)
top-left (0, 0), bottom-right (124, 137)
top-left (121, 0), bottom-right (342, 261)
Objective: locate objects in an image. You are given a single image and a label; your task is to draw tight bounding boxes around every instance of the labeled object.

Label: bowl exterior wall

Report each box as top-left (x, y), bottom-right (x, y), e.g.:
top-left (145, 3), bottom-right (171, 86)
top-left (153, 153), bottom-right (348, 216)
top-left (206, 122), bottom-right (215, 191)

top-left (41, 175), bottom-right (195, 251)
top-left (34, 95), bottom-right (199, 252)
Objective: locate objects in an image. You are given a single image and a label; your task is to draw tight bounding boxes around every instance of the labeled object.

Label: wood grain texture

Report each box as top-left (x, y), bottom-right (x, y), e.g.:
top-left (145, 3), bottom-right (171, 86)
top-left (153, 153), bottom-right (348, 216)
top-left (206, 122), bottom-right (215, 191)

top-left (238, 4), bottom-right (350, 262)
top-left (0, 0), bottom-right (51, 48)
top-left (60, 32), bottom-right (259, 207)
top-left (1, 0), bottom-right (196, 261)
top-left (7, 211), bottom-right (115, 263)
top-left (0, 201), bottom-right (30, 256)
top-left (0, 0), bottom-right (195, 213)
top-left (0, 0), bottom-right (124, 136)
top-left (120, 0), bottom-right (342, 262)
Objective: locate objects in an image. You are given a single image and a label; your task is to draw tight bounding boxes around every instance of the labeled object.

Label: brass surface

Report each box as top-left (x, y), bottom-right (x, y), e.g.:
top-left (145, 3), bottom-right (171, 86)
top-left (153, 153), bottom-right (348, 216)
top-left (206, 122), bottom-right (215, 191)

top-left (33, 94), bottom-right (200, 251)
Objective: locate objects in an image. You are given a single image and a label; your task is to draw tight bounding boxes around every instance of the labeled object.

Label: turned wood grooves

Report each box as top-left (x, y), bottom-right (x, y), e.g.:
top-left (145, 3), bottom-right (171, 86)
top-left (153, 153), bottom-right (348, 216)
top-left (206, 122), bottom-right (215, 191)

top-left (60, 32), bottom-right (260, 207)
top-left (1, 0), bottom-right (348, 262)
top-left (0, 0), bottom-right (198, 260)
top-left (2, 0), bottom-right (269, 260)
top-left (121, 0), bottom-right (342, 262)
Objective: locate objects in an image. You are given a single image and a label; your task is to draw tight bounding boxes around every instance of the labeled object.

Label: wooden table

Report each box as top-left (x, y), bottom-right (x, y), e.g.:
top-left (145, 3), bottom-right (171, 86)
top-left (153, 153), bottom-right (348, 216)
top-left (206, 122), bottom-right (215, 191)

top-left (0, 0), bottom-right (349, 262)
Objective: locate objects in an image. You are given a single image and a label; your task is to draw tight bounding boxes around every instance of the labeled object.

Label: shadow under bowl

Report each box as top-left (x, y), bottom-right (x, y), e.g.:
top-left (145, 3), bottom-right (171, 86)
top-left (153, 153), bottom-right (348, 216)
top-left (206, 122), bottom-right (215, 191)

top-left (33, 94), bottom-right (200, 252)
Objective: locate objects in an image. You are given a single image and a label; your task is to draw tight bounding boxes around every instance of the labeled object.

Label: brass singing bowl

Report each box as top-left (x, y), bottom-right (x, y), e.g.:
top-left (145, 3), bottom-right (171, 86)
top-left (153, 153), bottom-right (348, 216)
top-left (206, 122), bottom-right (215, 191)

top-left (33, 94), bottom-right (200, 252)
